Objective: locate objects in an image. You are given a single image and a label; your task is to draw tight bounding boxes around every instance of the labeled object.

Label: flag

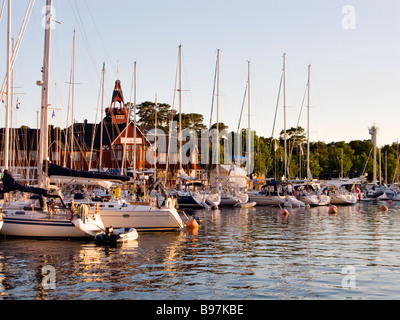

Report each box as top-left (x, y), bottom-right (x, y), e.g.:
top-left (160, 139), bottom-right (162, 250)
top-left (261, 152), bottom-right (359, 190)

top-left (274, 140), bottom-right (278, 152)
top-left (52, 110), bottom-right (55, 118)
top-left (1, 94), bottom-right (4, 104)
top-left (300, 143), bottom-right (304, 155)
top-left (16, 98), bottom-right (20, 109)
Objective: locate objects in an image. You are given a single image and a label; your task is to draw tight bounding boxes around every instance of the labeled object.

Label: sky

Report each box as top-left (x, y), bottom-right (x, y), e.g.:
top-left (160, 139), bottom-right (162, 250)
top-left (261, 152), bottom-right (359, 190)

top-left (1, 0), bottom-right (400, 147)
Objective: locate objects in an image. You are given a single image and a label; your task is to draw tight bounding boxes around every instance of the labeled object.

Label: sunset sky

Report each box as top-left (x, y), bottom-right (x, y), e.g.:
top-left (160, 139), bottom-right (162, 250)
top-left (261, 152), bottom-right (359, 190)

top-left (1, 0), bottom-right (399, 146)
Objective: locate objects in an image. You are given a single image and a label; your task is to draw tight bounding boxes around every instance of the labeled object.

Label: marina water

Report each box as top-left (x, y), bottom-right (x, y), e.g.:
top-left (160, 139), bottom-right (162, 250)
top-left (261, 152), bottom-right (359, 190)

top-left (1, 201), bottom-right (400, 300)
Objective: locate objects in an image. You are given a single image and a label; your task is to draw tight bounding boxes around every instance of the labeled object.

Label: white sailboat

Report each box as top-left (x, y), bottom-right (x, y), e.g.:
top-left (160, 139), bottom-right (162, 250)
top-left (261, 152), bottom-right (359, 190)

top-left (0, 1), bottom-right (105, 239)
top-left (294, 65), bottom-right (330, 206)
top-left (293, 180), bottom-right (330, 206)
top-left (171, 45), bottom-right (220, 210)
top-left (248, 179), bottom-right (287, 206)
top-left (46, 164), bottom-right (186, 231)
top-left (1, 197), bottom-right (105, 238)
top-left (322, 184), bottom-right (357, 205)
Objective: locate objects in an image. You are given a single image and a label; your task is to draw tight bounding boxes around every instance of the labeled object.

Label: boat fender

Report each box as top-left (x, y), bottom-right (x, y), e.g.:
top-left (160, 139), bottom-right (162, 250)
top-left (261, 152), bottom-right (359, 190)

top-left (78, 204), bottom-right (89, 223)
top-left (165, 198), bottom-right (173, 209)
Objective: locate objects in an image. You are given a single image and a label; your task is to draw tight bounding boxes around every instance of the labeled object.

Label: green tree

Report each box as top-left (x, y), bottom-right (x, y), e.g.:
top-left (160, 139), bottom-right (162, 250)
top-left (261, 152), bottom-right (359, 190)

top-left (136, 101), bottom-right (175, 131)
top-left (174, 113), bottom-right (207, 134)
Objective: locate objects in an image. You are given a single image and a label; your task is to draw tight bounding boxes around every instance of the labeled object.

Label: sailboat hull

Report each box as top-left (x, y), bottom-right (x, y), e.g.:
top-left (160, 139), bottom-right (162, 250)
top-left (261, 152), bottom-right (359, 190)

top-left (0, 215), bottom-right (97, 238)
top-left (98, 206), bottom-right (184, 231)
top-left (248, 194), bottom-right (286, 206)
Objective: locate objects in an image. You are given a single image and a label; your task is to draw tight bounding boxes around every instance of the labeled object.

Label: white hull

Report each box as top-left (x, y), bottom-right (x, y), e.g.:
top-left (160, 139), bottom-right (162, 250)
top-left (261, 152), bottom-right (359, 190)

top-left (99, 208), bottom-right (184, 231)
top-left (329, 194), bottom-right (357, 205)
top-left (285, 195), bottom-right (306, 207)
top-left (96, 201), bottom-right (184, 231)
top-left (298, 194), bottom-right (330, 206)
top-left (220, 193), bottom-right (249, 206)
top-left (205, 193), bottom-right (221, 209)
top-left (68, 197), bottom-right (185, 231)
top-left (0, 210), bottom-right (104, 238)
top-left (391, 193), bottom-right (400, 201)
top-left (220, 196), bottom-right (239, 206)
top-left (248, 193), bottom-right (286, 206)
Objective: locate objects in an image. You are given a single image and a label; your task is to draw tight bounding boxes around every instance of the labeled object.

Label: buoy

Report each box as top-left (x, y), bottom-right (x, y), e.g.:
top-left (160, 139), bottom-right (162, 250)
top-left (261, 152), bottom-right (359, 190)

top-left (380, 205), bottom-right (389, 211)
top-left (186, 218), bottom-right (199, 229)
top-left (388, 200), bottom-right (392, 205)
top-left (328, 205), bottom-right (338, 214)
top-left (279, 208), bottom-right (289, 215)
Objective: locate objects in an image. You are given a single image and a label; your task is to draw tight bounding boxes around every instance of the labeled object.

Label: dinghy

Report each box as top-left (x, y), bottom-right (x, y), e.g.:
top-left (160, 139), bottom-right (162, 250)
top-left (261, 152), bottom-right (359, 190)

top-left (94, 227), bottom-right (138, 245)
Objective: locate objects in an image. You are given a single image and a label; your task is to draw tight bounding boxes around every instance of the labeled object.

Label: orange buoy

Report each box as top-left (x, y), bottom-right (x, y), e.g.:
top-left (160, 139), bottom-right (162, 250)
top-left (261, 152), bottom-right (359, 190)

top-left (186, 218), bottom-right (199, 229)
top-left (279, 208), bottom-right (289, 215)
top-left (328, 205), bottom-right (338, 214)
top-left (380, 205), bottom-right (389, 211)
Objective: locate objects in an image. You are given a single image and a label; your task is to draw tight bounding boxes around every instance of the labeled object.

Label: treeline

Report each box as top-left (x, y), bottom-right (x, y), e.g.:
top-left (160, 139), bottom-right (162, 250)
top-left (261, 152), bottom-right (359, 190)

top-left (252, 129), bottom-right (400, 183)
top-left (125, 101), bottom-right (400, 182)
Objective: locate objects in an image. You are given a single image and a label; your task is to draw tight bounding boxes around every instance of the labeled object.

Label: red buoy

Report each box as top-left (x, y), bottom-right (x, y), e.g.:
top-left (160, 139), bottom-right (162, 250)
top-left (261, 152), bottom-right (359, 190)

top-left (380, 205), bottom-right (388, 211)
top-left (186, 218), bottom-right (199, 229)
top-left (279, 208), bottom-right (289, 216)
top-left (328, 205), bottom-right (338, 214)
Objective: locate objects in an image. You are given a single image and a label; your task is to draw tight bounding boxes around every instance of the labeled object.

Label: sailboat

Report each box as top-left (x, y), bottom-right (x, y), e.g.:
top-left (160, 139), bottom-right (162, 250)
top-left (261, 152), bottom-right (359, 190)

top-left (0, 170), bottom-right (105, 238)
top-left (294, 64), bottom-right (330, 206)
top-left (56, 59), bottom-right (185, 231)
top-left (217, 61), bottom-right (251, 207)
top-left (248, 179), bottom-right (287, 206)
top-left (170, 45), bottom-right (220, 210)
top-left (0, 1), bottom-right (105, 239)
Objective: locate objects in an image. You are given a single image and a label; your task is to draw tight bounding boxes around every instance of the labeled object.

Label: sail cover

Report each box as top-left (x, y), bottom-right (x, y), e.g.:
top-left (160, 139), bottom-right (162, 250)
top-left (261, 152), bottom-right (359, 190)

top-left (46, 163), bottom-right (131, 182)
top-left (2, 170), bottom-right (48, 196)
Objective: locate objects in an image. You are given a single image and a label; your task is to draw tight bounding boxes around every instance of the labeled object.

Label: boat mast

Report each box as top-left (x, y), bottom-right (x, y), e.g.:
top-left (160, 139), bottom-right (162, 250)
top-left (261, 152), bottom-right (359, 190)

top-left (121, 61), bottom-right (136, 176)
top-left (283, 53), bottom-right (287, 181)
top-left (3, 0), bottom-right (11, 171)
top-left (178, 44), bottom-right (182, 171)
top-left (70, 29), bottom-right (76, 169)
top-left (306, 64), bottom-right (312, 180)
top-left (154, 93), bottom-right (158, 181)
top-left (247, 60), bottom-right (251, 177)
top-left (133, 62), bottom-right (137, 180)
top-left (37, 0), bottom-right (53, 187)
top-left (216, 49), bottom-right (220, 182)
top-left (99, 63), bottom-right (105, 170)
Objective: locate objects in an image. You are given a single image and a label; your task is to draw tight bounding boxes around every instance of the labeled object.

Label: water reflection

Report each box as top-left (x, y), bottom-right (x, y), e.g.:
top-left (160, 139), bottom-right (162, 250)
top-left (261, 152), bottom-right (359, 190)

top-left (1, 201), bottom-right (400, 299)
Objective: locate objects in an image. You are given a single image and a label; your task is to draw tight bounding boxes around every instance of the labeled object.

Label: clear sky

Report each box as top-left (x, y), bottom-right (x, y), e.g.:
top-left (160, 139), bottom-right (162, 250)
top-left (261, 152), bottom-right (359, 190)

top-left (1, 0), bottom-right (399, 146)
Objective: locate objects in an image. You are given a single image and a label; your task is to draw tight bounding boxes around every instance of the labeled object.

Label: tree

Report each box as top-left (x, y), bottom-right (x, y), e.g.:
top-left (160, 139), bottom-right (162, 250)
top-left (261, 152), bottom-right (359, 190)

top-left (210, 122), bottom-right (228, 132)
top-left (136, 101), bottom-right (175, 131)
top-left (173, 113), bottom-right (207, 134)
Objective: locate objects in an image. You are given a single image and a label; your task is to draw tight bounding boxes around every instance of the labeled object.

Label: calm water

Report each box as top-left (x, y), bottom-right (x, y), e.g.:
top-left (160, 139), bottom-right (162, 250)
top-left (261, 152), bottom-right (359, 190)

top-left (1, 201), bottom-right (400, 300)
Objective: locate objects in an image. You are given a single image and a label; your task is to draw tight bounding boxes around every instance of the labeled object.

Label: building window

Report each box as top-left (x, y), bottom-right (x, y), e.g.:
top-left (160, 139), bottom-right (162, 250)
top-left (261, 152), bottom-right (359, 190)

top-left (72, 152), bottom-right (80, 161)
top-left (52, 151), bottom-right (59, 161)
top-left (30, 151), bottom-right (37, 161)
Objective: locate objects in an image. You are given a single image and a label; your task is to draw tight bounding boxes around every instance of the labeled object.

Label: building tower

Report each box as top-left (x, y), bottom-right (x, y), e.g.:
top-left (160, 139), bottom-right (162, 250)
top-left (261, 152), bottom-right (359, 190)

top-left (368, 125), bottom-right (379, 182)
